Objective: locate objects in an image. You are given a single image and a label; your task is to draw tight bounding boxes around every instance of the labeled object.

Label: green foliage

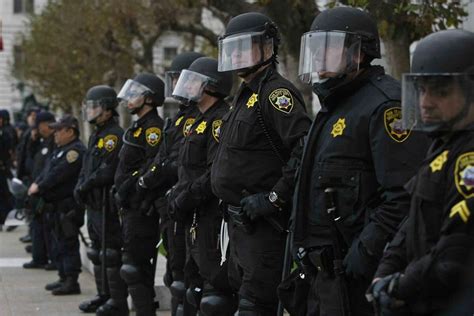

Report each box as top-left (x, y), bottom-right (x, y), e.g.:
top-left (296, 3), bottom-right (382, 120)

top-left (329, 0), bottom-right (467, 42)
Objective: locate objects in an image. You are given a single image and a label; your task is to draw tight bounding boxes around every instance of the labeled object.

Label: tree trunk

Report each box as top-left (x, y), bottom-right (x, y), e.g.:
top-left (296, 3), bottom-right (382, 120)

top-left (382, 33), bottom-right (411, 81)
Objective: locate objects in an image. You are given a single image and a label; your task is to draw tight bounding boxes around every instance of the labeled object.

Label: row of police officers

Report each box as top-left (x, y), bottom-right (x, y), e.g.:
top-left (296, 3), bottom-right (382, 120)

top-left (21, 6), bottom-right (474, 316)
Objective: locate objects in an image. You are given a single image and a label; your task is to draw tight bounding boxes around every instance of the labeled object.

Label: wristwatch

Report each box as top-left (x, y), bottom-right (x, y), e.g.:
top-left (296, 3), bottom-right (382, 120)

top-left (138, 176), bottom-right (147, 189)
top-left (268, 191), bottom-right (283, 210)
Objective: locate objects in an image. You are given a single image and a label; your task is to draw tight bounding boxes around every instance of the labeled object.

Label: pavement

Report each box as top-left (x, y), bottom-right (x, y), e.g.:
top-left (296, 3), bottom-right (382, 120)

top-left (0, 225), bottom-right (171, 316)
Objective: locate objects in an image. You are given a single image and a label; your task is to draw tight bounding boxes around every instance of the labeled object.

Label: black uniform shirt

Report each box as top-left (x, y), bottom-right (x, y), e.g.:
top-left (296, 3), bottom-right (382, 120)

top-left (32, 135), bottom-right (55, 180)
top-left (141, 104), bottom-right (199, 191)
top-left (77, 118), bottom-right (123, 209)
top-left (114, 109), bottom-right (163, 194)
top-left (36, 138), bottom-right (85, 202)
top-left (0, 128), bottom-right (12, 175)
top-left (293, 66), bottom-right (430, 257)
top-left (211, 66), bottom-right (311, 205)
top-left (174, 100), bottom-right (229, 211)
top-left (375, 128), bottom-right (474, 311)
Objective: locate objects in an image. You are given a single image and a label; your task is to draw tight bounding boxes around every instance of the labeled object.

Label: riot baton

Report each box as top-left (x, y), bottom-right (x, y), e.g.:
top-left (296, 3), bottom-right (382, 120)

top-left (324, 188), bottom-right (351, 316)
top-left (277, 229), bottom-right (292, 316)
top-left (101, 187), bottom-right (109, 297)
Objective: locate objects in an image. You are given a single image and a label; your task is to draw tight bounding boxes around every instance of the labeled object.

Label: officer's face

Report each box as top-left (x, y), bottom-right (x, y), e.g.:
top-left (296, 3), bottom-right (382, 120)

top-left (183, 78), bottom-right (202, 99)
top-left (127, 96), bottom-right (145, 112)
top-left (54, 127), bottom-right (74, 146)
top-left (418, 81), bottom-right (466, 124)
top-left (231, 41), bottom-right (272, 70)
top-left (27, 112), bottom-right (37, 127)
top-left (38, 121), bottom-right (54, 138)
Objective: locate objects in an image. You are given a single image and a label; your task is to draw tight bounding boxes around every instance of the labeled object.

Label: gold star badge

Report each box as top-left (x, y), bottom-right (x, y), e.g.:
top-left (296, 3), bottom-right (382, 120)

top-left (195, 121), bottom-right (207, 134)
top-left (331, 118), bottom-right (346, 138)
top-left (430, 150), bottom-right (449, 172)
top-left (247, 93), bottom-right (258, 108)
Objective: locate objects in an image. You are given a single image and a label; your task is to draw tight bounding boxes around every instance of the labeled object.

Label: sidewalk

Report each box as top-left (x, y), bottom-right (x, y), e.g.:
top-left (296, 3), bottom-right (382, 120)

top-left (0, 225), bottom-right (170, 316)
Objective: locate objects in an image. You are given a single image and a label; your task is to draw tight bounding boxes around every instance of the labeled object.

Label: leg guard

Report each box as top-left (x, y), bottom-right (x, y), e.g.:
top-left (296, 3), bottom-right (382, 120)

top-left (200, 294), bottom-right (236, 316)
top-left (186, 286), bottom-right (202, 309)
top-left (237, 298), bottom-right (261, 316)
top-left (170, 280), bottom-right (186, 316)
top-left (78, 265), bottom-right (109, 312)
top-left (120, 264), bottom-right (155, 316)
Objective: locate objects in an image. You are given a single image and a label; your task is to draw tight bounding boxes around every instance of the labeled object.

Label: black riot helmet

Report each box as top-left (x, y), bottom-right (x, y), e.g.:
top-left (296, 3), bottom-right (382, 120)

top-left (172, 57), bottom-right (233, 106)
top-left (299, 6), bottom-right (380, 85)
top-left (402, 29), bottom-right (474, 133)
top-left (218, 12), bottom-right (280, 76)
top-left (165, 52), bottom-right (205, 98)
top-left (82, 85), bottom-right (118, 123)
top-left (118, 73), bottom-right (165, 114)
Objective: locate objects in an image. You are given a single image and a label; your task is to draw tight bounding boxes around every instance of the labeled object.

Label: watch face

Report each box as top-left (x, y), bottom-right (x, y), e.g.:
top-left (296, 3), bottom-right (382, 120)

top-left (269, 192), bottom-right (278, 203)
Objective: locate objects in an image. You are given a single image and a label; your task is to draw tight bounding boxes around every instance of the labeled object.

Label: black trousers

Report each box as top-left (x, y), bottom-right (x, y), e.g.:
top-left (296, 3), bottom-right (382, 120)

top-left (228, 217), bottom-right (286, 315)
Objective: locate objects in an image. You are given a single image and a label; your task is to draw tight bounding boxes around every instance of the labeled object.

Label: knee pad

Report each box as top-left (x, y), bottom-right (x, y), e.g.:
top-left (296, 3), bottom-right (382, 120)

top-left (169, 280), bottom-right (186, 299)
top-left (103, 248), bottom-right (121, 267)
top-left (238, 298), bottom-right (260, 315)
top-left (200, 294), bottom-right (236, 316)
top-left (185, 287), bottom-right (202, 308)
top-left (86, 248), bottom-right (101, 265)
top-left (119, 264), bottom-right (140, 285)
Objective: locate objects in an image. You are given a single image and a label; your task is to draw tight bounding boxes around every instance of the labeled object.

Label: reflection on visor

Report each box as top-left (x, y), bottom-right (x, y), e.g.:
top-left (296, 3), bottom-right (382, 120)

top-left (82, 100), bottom-right (104, 122)
top-left (172, 69), bottom-right (216, 105)
top-left (298, 31), bottom-right (361, 84)
top-left (117, 79), bottom-right (151, 102)
top-left (218, 32), bottom-right (273, 72)
top-left (165, 71), bottom-right (182, 98)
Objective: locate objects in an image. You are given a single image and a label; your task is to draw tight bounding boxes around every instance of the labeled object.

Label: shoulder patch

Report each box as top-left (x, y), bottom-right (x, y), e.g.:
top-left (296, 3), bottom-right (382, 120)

top-left (183, 118), bottom-right (195, 137)
top-left (195, 121), bottom-right (207, 134)
top-left (66, 150), bottom-right (79, 163)
top-left (247, 93), bottom-right (258, 109)
top-left (212, 120), bottom-right (222, 142)
top-left (268, 88), bottom-right (293, 114)
top-left (103, 134), bottom-right (118, 152)
top-left (175, 116), bottom-right (184, 127)
top-left (455, 152), bottom-right (474, 199)
top-left (384, 107), bottom-right (411, 143)
top-left (331, 118), bottom-right (346, 138)
top-left (145, 127), bottom-right (162, 147)
top-left (430, 150), bottom-right (449, 173)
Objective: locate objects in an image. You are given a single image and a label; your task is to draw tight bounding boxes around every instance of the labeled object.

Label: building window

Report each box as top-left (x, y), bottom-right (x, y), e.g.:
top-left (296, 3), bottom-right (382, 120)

top-left (13, 0), bottom-right (34, 14)
top-left (163, 47), bottom-right (178, 63)
top-left (13, 45), bottom-right (25, 78)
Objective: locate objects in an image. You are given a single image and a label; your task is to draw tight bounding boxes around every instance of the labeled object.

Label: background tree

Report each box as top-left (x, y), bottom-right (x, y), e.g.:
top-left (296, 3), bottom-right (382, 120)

top-left (329, 0), bottom-right (467, 79)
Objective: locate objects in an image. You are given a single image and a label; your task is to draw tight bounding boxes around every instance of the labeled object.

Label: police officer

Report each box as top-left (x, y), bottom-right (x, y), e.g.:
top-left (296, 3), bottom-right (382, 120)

top-left (292, 7), bottom-right (430, 315)
top-left (28, 114), bottom-right (86, 295)
top-left (211, 12), bottom-right (311, 315)
top-left (75, 86), bottom-right (128, 315)
top-left (367, 29), bottom-right (474, 316)
top-left (137, 51), bottom-right (204, 316)
top-left (115, 73), bottom-right (165, 316)
top-left (0, 110), bottom-right (18, 150)
top-left (0, 113), bottom-right (14, 227)
top-left (168, 57), bottom-right (235, 315)
top-left (23, 111), bottom-right (56, 269)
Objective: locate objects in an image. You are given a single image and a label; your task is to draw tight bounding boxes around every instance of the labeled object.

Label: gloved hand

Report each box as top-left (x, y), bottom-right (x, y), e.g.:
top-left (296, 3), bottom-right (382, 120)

top-left (366, 273), bottom-right (406, 314)
top-left (240, 192), bottom-right (278, 221)
top-left (167, 189), bottom-right (196, 221)
top-left (114, 178), bottom-right (137, 210)
top-left (343, 238), bottom-right (378, 279)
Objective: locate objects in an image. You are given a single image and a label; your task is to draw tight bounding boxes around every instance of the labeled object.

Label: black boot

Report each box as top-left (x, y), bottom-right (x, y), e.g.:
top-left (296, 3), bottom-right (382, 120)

top-left (96, 266), bottom-right (129, 316)
top-left (45, 278), bottom-right (65, 291)
top-left (52, 276), bottom-right (81, 295)
top-left (79, 265), bottom-right (109, 312)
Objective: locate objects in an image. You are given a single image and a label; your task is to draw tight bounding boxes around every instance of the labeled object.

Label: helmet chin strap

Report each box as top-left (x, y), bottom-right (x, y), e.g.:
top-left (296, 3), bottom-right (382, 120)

top-left (312, 73), bottom-right (347, 100)
top-left (238, 55), bottom-right (274, 79)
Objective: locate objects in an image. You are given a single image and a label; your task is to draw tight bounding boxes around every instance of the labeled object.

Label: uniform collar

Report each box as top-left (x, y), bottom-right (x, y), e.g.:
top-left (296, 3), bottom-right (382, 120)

top-left (245, 66), bottom-right (275, 93)
top-left (95, 117), bottom-right (116, 132)
top-left (135, 109), bottom-right (157, 127)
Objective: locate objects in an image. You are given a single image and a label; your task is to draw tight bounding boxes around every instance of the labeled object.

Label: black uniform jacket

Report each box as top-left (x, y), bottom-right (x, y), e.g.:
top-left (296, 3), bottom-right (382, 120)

top-left (293, 66), bottom-right (430, 260)
top-left (141, 104), bottom-right (199, 192)
top-left (36, 138), bottom-right (85, 203)
top-left (211, 66), bottom-right (311, 206)
top-left (32, 136), bottom-right (55, 180)
top-left (375, 128), bottom-right (474, 314)
top-left (114, 109), bottom-right (163, 203)
top-left (76, 118), bottom-right (123, 210)
top-left (173, 100), bottom-right (229, 216)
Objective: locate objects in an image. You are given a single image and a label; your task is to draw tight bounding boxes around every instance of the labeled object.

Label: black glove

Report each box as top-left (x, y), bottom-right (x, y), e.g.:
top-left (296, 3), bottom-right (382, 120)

top-left (240, 192), bottom-right (277, 221)
top-left (366, 273), bottom-right (406, 315)
top-left (73, 186), bottom-right (86, 207)
top-left (343, 238), bottom-right (378, 279)
top-left (168, 189), bottom-right (196, 221)
top-left (115, 178), bottom-right (137, 210)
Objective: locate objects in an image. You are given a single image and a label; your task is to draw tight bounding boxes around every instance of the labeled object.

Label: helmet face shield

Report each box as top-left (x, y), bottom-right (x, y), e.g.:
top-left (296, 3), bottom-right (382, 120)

top-left (82, 100), bottom-right (104, 123)
top-left (117, 79), bottom-right (152, 112)
top-left (165, 71), bottom-right (181, 98)
top-left (402, 74), bottom-right (473, 132)
top-left (172, 70), bottom-right (217, 106)
top-left (218, 32), bottom-right (274, 72)
top-left (298, 31), bottom-right (362, 84)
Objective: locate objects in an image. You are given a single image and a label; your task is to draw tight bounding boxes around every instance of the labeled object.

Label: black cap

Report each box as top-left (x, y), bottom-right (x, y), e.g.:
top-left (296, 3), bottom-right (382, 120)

top-left (49, 114), bottom-right (79, 132)
top-left (311, 7), bottom-right (381, 59)
top-left (35, 111), bottom-right (56, 128)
